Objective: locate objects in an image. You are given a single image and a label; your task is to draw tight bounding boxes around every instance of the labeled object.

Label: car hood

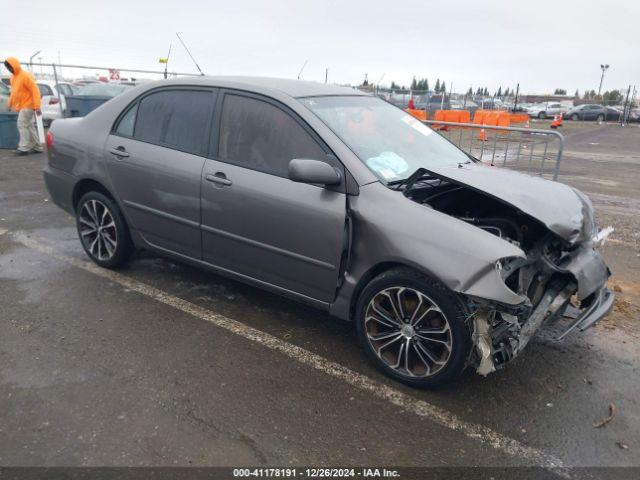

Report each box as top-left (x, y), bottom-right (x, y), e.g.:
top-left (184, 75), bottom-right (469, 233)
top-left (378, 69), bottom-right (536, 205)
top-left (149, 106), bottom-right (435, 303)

top-left (420, 163), bottom-right (595, 243)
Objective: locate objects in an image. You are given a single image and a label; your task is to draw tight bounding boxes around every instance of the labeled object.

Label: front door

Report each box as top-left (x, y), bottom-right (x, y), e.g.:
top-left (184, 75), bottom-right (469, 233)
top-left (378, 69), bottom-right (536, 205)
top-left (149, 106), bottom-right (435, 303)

top-left (104, 88), bottom-right (216, 258)
top-left (201, 92), bottom-right (347, 303)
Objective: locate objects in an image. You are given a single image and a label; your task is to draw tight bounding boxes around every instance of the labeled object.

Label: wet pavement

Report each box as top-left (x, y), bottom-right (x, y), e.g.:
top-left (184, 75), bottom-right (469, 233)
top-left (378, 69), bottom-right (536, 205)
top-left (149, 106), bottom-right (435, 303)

top-left (0, 122), bottom-right (639, 472)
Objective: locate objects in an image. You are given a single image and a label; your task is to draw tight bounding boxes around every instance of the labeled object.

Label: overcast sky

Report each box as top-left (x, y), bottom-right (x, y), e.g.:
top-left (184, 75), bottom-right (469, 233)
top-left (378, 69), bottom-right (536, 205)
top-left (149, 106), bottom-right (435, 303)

top-left (2, 0), bottom-right (638, 94)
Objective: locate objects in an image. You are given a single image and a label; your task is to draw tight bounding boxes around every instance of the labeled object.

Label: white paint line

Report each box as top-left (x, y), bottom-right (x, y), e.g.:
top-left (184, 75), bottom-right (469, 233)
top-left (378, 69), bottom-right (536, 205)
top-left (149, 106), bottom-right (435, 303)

top-left (12, 231), bottom-right (569, 472)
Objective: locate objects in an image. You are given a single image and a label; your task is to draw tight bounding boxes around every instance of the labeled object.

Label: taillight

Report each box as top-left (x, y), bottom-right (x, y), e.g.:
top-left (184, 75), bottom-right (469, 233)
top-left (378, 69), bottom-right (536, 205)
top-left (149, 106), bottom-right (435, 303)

top-left (49, 97), bottom-right (60, 105)
top-left (45, 131), bottom-right (54, 149)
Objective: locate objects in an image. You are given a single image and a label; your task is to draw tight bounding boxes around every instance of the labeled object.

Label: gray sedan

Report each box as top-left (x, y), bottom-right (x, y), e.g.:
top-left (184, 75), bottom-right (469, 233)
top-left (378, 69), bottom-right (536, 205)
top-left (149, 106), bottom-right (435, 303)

top-left (44, 77), bottom-right (613, 387)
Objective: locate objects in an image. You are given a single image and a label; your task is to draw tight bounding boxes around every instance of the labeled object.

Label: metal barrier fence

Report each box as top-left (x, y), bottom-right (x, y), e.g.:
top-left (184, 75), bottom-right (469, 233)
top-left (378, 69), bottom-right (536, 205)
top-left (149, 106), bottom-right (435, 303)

top-left (424, 120), bottom-right (565, 180)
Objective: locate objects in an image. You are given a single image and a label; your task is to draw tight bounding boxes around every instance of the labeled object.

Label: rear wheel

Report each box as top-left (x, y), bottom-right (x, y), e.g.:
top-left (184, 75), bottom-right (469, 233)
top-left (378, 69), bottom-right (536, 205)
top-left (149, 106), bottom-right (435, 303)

top-left (76, 191), bottom-right (133, 268)
top-left (596, 114), bottom-right (605, 122)
top-left (571, 114), bottom-right (579, 121)
top-left (538, 111), bottom-right (546, 119)
top-left (355, 268), bottom-right (471, 388)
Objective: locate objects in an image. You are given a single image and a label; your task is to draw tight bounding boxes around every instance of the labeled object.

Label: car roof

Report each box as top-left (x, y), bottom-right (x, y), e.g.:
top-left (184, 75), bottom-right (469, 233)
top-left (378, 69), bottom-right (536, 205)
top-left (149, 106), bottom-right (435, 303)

top-left (155, 75), bottom-right (366, 99)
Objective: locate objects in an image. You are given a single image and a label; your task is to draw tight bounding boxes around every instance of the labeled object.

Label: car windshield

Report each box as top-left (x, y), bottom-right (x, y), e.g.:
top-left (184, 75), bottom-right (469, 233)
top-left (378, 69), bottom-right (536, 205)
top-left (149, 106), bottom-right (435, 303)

top-left (302, 96), bottom-right (470, 183)
top-left (75, 84), bottom-right (131, 97)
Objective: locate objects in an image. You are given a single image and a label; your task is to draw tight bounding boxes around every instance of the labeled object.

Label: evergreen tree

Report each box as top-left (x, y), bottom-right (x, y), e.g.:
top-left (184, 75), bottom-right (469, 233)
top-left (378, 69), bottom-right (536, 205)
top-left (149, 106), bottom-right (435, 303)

top-left (467, 87), bottom-right (473, 95)
top-left (411, 76), bottom-right (417, 90)
top-left (434, 79), bottom-right (441, 92)
top-left (504, 87), bottom-right (510, 97)
top-left (496, 86), bottom-right (502, 97)
top-left (574, 89), bottom-right (579, 98)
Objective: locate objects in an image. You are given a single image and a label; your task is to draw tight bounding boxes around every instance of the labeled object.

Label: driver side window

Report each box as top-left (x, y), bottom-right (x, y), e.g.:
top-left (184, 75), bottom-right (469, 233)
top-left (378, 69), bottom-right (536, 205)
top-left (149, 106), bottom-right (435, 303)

top-left (218, 94), bottom-right (326, 178)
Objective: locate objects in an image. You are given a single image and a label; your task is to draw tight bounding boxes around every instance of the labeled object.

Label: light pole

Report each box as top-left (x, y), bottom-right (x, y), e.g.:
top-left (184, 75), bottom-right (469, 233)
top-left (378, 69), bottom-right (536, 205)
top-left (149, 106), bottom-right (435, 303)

top-left (29, 50), bottom-right (42, 72)
top-left (598, 64), bottom-right (609, 97)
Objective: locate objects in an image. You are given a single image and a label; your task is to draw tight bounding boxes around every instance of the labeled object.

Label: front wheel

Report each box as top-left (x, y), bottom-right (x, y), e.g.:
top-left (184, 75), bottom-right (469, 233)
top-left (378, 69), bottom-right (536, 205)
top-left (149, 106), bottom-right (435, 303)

top-left (538, 111), bottom-right (546, 119)
top-left (76, 191), bottom-right (133, 268)
top-left (355, 268), bottom-right (471, 388)
top-left (596, 114), bottom-right (605, 122)
top-left (571, 114), bottom-right (579, 121)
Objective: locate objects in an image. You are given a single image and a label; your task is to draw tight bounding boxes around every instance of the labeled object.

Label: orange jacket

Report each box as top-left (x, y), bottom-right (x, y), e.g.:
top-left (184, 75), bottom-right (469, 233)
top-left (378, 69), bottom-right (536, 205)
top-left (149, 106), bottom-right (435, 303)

top-left (5, 57), bottom-right (41, 111)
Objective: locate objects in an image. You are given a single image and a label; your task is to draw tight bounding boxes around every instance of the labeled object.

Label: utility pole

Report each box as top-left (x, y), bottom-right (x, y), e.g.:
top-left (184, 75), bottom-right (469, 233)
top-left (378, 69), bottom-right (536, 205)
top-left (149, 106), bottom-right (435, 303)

top-left (513, 83), bottom-right (520, 113)
top-left (58, 50), bottom-right (62, 77)
top-left (621, 85), bottom-right (631, 125)
top-left (598, 64), bottom-right (609, 97)
top-left (325, 68), bottom-right (328, 84)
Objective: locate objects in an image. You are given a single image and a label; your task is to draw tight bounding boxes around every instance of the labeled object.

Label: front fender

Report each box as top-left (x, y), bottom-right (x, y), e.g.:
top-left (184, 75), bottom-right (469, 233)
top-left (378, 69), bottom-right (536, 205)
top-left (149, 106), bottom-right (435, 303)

top-left (330, 183), bottom-right (527, 320)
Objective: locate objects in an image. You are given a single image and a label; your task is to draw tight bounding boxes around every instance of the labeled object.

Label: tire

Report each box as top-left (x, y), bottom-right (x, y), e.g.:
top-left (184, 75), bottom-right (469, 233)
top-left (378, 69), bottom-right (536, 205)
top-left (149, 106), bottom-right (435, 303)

top-left (596, 114), bottom-right (605, 122)
top-left (76, 191), bottom-right (133, 268)
top-left (538, 111), bottom-right (546, 119)
top-left (355, 268), bottom-right (472, 388)
top-left (571, 114), bottom-right (579, 121)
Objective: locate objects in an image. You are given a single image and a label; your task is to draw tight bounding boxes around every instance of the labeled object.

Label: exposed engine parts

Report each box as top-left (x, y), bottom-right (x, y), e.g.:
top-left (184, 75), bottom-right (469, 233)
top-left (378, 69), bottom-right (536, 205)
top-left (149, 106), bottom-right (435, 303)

top-left (406, 176), bottom-right (611, 374)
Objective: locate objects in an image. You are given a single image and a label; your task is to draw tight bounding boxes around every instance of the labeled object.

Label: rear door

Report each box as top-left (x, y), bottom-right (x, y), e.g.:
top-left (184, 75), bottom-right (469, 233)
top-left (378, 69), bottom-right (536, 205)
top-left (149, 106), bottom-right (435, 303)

top-left (104, 88), bottom-right (216, 258)
top-left (201, 92), bottom-right (347, 303)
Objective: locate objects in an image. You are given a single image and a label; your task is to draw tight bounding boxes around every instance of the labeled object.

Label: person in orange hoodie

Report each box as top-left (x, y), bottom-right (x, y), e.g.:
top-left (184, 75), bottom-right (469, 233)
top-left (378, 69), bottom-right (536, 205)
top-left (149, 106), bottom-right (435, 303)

top-left (4, 57), bottom-right (43, 155)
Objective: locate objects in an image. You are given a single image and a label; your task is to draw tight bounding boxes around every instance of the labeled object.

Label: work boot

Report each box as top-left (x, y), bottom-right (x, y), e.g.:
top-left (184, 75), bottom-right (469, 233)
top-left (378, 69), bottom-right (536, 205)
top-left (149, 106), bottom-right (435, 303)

top-left (13, 150), bottom-right (29, 156)
top-left (30, 148), bottom-right (44, 154)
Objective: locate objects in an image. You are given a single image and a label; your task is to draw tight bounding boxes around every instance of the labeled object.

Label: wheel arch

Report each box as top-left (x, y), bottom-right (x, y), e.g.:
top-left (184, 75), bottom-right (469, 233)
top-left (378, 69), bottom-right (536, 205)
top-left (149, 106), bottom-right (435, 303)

top-left (348, 261), bottom-right (444, 321)
top-left (72, 178), bottom-right (117, 211)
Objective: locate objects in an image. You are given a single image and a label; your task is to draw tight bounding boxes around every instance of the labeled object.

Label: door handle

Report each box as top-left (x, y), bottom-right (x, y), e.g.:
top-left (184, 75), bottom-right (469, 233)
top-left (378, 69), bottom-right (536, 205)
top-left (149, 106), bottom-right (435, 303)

top-left (205, 173), bottom-right (232, 186)
top-left (109, 147), bottom-right (129, 158)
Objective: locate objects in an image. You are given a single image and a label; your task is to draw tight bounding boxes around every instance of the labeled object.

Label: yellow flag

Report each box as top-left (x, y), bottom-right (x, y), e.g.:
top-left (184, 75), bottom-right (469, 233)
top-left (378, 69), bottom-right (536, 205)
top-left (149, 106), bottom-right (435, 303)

top-left (158, 58), bottom-right (168, 64)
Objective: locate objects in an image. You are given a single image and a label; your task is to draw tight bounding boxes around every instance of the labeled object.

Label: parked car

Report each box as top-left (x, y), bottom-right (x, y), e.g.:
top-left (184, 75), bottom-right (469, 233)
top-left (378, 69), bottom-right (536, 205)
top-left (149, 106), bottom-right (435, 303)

top-left (563, 104), bottom-right (622, 122)
top-left (526, 102), bottom-right (563, 119)
top-left (414, 94), bottom-right (451, 112)
top-left (44, 77), bottom-right (613, 388)
top-left (628, 108), bottom-right (640, 123)
top-left (0, 81), bottom-right (10, 112)
top-left (37, 80), bottom-right (77, 126)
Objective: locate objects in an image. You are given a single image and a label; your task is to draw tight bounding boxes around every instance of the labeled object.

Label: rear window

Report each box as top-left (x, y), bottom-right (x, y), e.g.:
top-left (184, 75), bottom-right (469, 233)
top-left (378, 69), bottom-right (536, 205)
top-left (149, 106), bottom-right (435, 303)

top-left (133, 89), bottom-right (215, 155)
top-left (115, 103), bottom-right (138, 137)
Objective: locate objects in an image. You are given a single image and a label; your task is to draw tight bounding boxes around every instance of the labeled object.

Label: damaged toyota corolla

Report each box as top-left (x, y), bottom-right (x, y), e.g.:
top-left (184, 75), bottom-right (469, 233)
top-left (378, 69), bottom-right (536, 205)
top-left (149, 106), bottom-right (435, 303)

top-left (43, 77), bottom-right (614, 387)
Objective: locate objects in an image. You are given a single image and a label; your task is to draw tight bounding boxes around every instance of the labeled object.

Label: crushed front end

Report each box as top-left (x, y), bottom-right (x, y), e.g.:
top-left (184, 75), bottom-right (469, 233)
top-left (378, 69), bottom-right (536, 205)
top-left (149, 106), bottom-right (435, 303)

top-left (405, 169), bottom-right (615, 376)
top-left (470, 236), bottom-right (613, 376)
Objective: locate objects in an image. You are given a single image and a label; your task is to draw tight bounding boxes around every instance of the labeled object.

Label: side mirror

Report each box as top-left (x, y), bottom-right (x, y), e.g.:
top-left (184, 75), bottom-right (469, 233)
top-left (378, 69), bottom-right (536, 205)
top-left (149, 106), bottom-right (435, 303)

top-left (288, 159), bottom-right (342, 186)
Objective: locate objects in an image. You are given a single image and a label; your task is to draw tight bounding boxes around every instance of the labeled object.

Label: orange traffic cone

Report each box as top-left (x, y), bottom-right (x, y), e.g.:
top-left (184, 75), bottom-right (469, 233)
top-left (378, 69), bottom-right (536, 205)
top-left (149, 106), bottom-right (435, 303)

top-left (550, 115), bottom-right (560, 129)
top-left (478, 128), bottom-right (487, 141)
top-left (556, 114), bottom-right (563, 127)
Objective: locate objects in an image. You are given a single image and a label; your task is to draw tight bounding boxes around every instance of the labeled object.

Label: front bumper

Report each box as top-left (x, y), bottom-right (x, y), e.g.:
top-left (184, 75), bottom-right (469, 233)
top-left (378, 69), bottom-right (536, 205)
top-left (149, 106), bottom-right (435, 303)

top-left (557, 287), bottom-right (614, 339)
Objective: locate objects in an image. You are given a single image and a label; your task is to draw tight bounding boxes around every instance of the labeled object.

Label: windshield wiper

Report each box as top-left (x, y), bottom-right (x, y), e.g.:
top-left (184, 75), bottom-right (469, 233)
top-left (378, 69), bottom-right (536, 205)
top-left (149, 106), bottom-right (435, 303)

top-left (388, 168), bottom-right (434, 196)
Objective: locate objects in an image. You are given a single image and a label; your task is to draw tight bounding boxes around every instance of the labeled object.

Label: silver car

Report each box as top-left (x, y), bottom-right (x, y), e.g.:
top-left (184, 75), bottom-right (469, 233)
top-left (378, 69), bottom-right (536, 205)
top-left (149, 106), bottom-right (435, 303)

top-left (44, 77), bottom-right (613, 387)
